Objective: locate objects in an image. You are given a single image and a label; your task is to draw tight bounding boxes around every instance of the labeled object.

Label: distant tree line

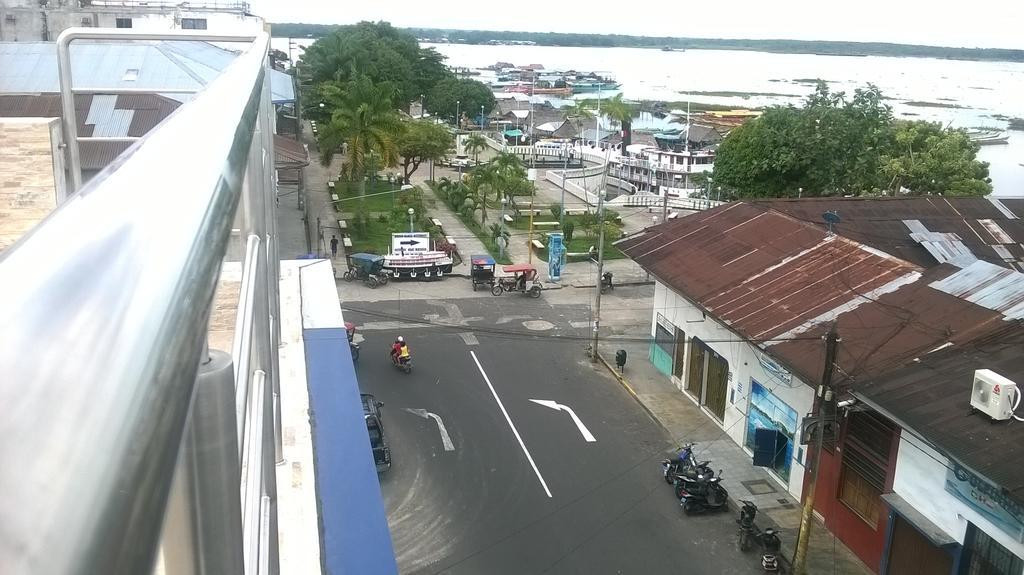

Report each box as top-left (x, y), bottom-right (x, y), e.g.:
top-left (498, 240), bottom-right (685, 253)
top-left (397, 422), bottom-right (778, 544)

top-left (270, 23), bottom-right (1024, 63)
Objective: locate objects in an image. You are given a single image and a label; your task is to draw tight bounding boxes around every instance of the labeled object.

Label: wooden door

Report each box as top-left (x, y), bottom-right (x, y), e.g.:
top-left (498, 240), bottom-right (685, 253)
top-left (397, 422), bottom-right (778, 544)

top-left (673, 328), bottom-right (687, 379)
top-left (686, 339), bottom-right (706, 398)
top-left (887, 515), bottom-right (952, 575)
top-left (704, 351), bottom-right (728, 421)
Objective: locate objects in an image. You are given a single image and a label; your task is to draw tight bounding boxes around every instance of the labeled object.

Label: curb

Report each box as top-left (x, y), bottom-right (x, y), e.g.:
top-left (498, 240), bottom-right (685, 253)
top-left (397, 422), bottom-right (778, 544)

top-left (594, 351), bottom-right (674, 438)
top-left (571, 281), bottom-right (655, 289)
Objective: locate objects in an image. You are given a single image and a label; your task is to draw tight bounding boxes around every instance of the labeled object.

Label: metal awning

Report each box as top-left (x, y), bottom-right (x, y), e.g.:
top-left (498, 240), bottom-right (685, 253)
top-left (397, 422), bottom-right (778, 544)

top-left (881, 493), bottom-right (959, 548)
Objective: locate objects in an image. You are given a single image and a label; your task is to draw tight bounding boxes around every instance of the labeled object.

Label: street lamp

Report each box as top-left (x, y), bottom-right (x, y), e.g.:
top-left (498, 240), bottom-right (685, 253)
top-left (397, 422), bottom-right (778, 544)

top-left (499, 197), bottom-right (508, 259)
top-left (408, 208), bottom-right (415, 233)
top-left (455, 100), bottom-right (461, 128)
top-left (480, 105), bottom-right (485, 131)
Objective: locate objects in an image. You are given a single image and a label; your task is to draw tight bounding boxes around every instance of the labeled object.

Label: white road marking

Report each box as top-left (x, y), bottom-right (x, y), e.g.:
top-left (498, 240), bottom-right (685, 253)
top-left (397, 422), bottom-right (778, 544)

top-left (402, 408), bottom-right (455, 452)
top-left (529, 399), bottom-right (597, 443)
top-left (458, 332), bottom-right (479, 345)
top-left (470, 351), bottom-right (553, 498)
top-left (569, 321), bottom-right (591, 329)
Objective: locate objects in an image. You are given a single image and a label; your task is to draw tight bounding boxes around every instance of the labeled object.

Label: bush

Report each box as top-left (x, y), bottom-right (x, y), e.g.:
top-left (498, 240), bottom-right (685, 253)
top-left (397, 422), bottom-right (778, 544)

top-left (549, 205), bottom-right (562, 219)
top-left (377, 213), bottom-right (389, 223)
top-left (562, 221), bottom-right (575, 243)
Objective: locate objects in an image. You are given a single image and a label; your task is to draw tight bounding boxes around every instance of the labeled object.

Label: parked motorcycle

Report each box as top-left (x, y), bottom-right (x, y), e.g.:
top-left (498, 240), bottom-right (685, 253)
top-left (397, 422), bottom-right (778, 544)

top-left (661, 443), bottom-right (714, 485)
top-left (390, 352), bottom-right (413, 374)
top-left (346, 321), bottom-right (360, 362)
top-left (600, 271), bottom-right (614, 294)
top-left (736, 499), bottom-right (782, 572)
top-left (677, 470), bottom-right (728, 515)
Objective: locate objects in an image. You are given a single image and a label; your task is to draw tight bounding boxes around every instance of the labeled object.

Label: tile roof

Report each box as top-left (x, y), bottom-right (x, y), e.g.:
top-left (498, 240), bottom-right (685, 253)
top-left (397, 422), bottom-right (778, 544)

top-left (855, 321), bottom-right (1024, 498)
top-left (618, 201), bottom-right (1014, 388)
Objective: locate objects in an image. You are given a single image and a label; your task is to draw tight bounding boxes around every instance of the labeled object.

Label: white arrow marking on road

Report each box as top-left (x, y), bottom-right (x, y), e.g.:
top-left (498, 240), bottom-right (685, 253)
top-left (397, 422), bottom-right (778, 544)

top-left (529, 400), bottom-right (597, 443)
top-left (402, 408), bottom-right (455, 452)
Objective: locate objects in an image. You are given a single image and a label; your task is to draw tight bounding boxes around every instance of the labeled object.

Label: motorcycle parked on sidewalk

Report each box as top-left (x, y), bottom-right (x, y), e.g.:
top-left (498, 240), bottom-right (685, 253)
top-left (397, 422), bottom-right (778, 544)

top-left (600, 271), bottom-right (614, 294)
top-left (677, 470), bottom-right (728, 515)
top-left (736, 500), bottom-right (781, 572)
top-left (661, 443), bottom-right (714, 485)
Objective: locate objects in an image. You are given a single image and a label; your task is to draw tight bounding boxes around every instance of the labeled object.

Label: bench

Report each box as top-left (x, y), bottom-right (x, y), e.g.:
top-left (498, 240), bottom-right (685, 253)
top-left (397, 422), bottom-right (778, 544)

top-left (446, 236), bottom-right (457, 247)
top-left (566, 252), bottom-right (591, 258)
top-left (533, 221), bottom-right (560, 228)
top-left (519, 208), bottom-right (545, 216)
top-left (564, 208), bottom-right (588, 216)
top-left (331, 193), bottom-right (339, 202)
top-left (327, 181), bottom-right (335, 189)
top-left (338, 220), bottom-right (348, 230)
top-left (342, 237), bottom-right (353, 248)
top-left (431, 218), bottom-right (444, 229)
top-left (503, 214), bottom-right (514, 223)
top-left (531, 239), bottom-right (545, 250)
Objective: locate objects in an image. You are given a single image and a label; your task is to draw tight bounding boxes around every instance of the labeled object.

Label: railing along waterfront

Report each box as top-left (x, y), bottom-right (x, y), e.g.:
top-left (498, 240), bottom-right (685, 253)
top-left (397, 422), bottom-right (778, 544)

top-left (0, 29), bottom-right (283, 575)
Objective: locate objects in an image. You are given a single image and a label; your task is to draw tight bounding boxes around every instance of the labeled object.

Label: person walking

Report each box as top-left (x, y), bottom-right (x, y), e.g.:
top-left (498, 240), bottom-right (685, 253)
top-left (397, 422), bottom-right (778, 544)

top-left (330, 235), bottom-right (339, 258)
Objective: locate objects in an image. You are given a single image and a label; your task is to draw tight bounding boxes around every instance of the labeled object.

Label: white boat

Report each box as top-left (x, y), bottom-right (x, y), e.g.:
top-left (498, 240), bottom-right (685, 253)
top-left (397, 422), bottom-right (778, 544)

top-left (966, 129), bottom-right (1009, 145)
top-left (383, 250), bottom-right (454, 279)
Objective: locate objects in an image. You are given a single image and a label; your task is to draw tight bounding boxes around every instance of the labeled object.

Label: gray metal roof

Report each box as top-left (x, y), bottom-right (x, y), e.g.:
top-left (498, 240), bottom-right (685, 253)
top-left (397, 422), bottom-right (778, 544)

top-left (0, 41), bottom-right (294, 104)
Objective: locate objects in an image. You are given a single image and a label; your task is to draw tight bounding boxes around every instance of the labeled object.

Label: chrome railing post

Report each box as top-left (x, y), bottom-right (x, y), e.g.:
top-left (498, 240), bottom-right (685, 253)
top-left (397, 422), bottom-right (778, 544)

top-left (161, 348), bottom-right (245, 575)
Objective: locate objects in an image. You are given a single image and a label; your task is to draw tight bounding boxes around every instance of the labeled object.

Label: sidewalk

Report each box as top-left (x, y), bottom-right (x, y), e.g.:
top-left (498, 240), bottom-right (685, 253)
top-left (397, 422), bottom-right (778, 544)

top-left (596, 339), bottom-right (873, 575)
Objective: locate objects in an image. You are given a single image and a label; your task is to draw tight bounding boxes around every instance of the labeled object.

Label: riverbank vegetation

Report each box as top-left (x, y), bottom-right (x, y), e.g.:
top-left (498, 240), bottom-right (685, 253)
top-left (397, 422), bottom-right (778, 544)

top-left (272, 23), bottom-right (1024, 63)
top-left (712, 83), bottom-right (992, 198)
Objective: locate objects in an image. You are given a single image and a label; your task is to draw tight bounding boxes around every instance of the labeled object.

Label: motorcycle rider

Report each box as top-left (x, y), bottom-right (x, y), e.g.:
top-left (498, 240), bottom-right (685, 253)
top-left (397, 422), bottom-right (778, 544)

top-left (391, 336), bottom-right (410, 364)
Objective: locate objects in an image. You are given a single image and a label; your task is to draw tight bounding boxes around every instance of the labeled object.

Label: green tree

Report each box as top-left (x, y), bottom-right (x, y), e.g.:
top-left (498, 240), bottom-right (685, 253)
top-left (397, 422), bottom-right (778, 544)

top-left (602, 93), bottom-right (635, 150)
top-left (465, 133), bottom-right (487, 162)
top-left (428, 78), bottom-right (496, 125)
top-left (712, 83), bottom-right (990, 197)
top-left (297, 21), bottom-right (450, 107)
top-left (396, 120), bottom-right (454, 182)
top-left (561, 220), bottom-right (575, 243)
top-left (318, 76), bottom-right (402, 205)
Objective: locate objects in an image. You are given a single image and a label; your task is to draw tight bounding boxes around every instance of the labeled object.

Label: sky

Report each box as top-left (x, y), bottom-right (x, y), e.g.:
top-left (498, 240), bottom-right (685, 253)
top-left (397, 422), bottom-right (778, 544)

top-left (250, 0), bottom-right (1024, 50)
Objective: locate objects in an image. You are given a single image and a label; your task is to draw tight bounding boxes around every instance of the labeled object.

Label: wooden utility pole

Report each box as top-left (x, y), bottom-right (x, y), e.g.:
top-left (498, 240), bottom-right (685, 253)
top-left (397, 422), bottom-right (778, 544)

top-left (793, 324), bottom-right (840, 575)
top-left (590, 148), bottom-right (613, 359)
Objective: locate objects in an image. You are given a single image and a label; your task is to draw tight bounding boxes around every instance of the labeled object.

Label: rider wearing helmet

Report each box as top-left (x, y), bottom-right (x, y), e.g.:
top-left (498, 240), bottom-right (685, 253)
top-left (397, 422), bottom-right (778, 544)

top-left (391, 336), bottom-right (404, 362)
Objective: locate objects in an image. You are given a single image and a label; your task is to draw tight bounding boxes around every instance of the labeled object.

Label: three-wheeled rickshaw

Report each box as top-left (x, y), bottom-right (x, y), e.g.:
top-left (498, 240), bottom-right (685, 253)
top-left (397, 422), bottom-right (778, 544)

top-left (492, 263), bottom-right (542, 298)
top-left (470, 254), bottom-right (496, 291)
top-left (343, 253), bottom-right (390, 288)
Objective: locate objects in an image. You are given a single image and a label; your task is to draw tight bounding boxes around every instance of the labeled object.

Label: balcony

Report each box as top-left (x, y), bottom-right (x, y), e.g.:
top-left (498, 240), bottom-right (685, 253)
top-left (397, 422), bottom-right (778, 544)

top-left (0, 29), bottom-right (393, 575)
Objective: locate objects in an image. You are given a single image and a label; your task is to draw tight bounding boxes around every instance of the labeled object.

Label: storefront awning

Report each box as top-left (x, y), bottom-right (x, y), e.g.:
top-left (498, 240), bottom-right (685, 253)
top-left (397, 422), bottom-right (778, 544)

top-left (881, 493), bottom-right (959, 548)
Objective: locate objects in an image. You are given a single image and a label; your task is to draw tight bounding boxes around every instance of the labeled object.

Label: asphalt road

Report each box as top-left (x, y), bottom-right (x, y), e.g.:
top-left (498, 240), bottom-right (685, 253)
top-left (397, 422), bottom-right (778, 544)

top-left (347, 294), bottom-right (766, 575)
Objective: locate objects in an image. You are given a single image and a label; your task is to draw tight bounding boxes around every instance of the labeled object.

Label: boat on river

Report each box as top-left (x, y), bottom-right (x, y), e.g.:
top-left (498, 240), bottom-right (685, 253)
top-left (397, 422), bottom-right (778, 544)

top-left (966, 129), bottom-right (1009, 145)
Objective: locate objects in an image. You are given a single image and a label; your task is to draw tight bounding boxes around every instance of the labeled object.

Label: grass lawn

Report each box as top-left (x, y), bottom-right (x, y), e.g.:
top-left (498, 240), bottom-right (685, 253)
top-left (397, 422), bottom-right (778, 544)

top-left (533, 235), bottom-right (625, 263)
top-left (334, 180), bottom-right (411, 214)
top-left (499, 213), bottom-right (624, 261)
top-left (345, 216), bottom-right (436, 256)
top-left (451, 212), bottom-right (513, 265)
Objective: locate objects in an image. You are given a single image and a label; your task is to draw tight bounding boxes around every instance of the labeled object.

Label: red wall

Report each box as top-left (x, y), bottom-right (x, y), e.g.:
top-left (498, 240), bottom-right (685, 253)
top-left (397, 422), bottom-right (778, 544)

top-left (811, 448), bottom-right (889, 573)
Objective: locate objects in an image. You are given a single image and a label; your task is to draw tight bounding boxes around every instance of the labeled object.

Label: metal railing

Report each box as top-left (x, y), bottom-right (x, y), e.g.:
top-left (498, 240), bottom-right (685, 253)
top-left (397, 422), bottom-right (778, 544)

top-left (0, 28), bottom-right (282, 575)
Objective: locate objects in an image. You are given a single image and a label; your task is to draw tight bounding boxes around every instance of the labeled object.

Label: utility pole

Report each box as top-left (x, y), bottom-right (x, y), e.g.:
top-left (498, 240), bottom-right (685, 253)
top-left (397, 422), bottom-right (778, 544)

top-left (590, 148), bottom-right (612, 359)
top-left (793, 324), bottom-right (840, 575)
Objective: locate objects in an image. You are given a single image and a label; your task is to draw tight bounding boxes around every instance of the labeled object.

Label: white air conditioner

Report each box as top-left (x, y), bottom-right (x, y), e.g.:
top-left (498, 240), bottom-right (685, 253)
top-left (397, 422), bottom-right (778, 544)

top-left (970, 369), bottom-right (1017, 421)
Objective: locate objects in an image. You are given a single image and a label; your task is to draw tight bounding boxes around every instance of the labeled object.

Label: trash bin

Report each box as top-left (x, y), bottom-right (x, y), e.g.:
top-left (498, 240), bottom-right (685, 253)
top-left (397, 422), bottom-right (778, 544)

top-left (615, 349), bottom-right (627, 373)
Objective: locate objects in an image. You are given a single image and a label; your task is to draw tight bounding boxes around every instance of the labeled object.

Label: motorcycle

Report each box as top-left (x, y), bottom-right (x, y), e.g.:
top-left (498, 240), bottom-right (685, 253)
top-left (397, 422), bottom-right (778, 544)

top-left (737, 500), bottom-right (782, 572)
top-left (390, 351), bottom-right (413, 374)
top-left (600, 271), bottom-right (614, 294)
top-left (677, 470), bottom-right (728, 515)
top-left (346, 321), bottom-right (360, 362)
top-left (661, 443), bottom-right (714, 485)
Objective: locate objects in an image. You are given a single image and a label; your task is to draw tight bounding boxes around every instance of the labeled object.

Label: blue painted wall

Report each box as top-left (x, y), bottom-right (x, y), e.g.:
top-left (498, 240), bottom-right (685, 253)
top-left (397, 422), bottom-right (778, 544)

top-left (649, 341), bottom-right (673, 376)
top-left (303, 327), bottom-right (398, 575)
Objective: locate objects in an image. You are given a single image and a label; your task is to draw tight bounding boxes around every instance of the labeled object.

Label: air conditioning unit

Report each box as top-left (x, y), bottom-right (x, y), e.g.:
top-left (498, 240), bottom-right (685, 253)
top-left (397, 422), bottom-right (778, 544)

top-left (970, 369), bottom-right (1017, 421)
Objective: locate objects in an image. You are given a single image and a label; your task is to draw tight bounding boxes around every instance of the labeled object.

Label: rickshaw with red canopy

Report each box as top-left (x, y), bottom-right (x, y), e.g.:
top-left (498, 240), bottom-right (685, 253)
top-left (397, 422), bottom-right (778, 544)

top-left (492, 263), bottom-right (542, 298)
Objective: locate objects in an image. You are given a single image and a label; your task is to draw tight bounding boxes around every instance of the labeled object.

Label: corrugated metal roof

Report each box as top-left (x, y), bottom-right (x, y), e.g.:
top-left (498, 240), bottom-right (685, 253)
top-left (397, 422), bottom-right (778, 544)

top-left (755, 197), bottom-right (1024, 271)
top-left (619, 202), bottom-right (1011, 388)
top-left (930, 260), bottom-right (1024, 319)
top-left (0, 41), bottom-right (295, 104)
top-left (856, 321), bottom-right (1024, 498)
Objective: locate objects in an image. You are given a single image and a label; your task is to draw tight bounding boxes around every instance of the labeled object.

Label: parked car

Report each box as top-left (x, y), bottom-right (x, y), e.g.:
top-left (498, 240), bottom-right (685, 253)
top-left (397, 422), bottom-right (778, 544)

top-left (361, 394), bottom-right (391, 472)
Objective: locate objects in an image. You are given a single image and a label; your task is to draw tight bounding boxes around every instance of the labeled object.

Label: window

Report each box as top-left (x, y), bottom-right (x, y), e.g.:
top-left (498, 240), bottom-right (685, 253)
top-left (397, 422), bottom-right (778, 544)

top-left (181, 18), bottom-right (207, 30)
top-left (838, 411), bottom-right (895, 526)
top-left (115, 17), bottom-right (132, 28)
top-left (966, 525), bottom-right (1024, 575)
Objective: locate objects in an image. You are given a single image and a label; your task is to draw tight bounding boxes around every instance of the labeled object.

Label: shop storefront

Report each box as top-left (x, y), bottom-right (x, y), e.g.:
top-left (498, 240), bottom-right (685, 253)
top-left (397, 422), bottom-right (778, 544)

top-left (744, 379), bottom-right (799, 482)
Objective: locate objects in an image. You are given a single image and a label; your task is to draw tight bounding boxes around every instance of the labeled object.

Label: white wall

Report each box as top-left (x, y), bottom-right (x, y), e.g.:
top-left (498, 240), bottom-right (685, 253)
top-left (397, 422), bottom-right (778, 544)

top-left (652, 280), bottom-right (815, 498)
top-left (893, 432), bottom-right (1024, 563)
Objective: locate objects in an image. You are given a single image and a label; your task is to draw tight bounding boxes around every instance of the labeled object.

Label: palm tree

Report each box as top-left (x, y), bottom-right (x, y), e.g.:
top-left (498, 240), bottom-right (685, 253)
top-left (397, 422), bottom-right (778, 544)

top-left (318, 76), bottom-right (403, 204)
top-left (563, 100), bottom-right (595, 135)
top-left (602, 93), bottom-right (635, 152)
top-left (466, 165), bottom-right (499, 223)
top-left (465, 133), bottom-right (487, 163)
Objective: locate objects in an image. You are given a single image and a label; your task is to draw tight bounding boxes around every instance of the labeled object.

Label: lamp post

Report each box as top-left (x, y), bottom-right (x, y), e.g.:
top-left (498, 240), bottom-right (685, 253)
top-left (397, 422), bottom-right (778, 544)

top-left (527, 168), bottom-right (537, 263)
top-left (455, 100), bottom-right (460, 129)
top-left (499, 197), bottom-right (508, 260)
top-left (480, 105), bottom-right (485, 131)
top-left (408, 208), bottom-right (415, 233)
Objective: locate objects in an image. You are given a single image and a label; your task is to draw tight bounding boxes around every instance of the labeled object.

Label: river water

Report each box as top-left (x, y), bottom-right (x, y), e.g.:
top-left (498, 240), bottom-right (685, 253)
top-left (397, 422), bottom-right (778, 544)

top-left (273, 38), bottom-right (1023, 196)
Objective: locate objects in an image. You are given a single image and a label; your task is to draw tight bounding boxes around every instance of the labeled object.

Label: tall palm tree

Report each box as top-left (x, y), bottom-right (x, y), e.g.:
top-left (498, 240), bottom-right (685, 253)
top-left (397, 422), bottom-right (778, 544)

top-left (465, 133), bottom-right (487, 163)
top-left (318, 76), bottom-right (403, 203)
top-left (563, 100), bottom-right (595, 135)
top-left (602, 93), bottom-right (635, 153)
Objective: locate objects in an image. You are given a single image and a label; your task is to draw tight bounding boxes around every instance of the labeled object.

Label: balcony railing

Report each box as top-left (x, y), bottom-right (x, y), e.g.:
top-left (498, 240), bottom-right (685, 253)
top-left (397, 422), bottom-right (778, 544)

top-left (0, 29), bottom-right (282, 575)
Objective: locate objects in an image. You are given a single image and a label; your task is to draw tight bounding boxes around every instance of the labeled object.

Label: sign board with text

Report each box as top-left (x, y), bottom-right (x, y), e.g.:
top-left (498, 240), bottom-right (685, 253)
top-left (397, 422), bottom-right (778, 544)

top-left (391, 232), bottom-right (430, 254)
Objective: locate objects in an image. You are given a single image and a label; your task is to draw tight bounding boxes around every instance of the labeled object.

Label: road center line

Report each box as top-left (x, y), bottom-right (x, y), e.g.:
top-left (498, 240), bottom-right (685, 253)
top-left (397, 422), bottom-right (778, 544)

top-left (469, 350), bottom-right (553, 498)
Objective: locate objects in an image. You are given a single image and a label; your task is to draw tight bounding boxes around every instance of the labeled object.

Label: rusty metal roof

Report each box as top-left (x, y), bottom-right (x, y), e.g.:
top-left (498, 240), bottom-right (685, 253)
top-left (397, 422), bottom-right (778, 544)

top-left (854, 321), bottom-right (1024, 499)
top-left (753, 197), bottom-right (1024, 271)
top-left (618, 202), bottom-right (1011, 388)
